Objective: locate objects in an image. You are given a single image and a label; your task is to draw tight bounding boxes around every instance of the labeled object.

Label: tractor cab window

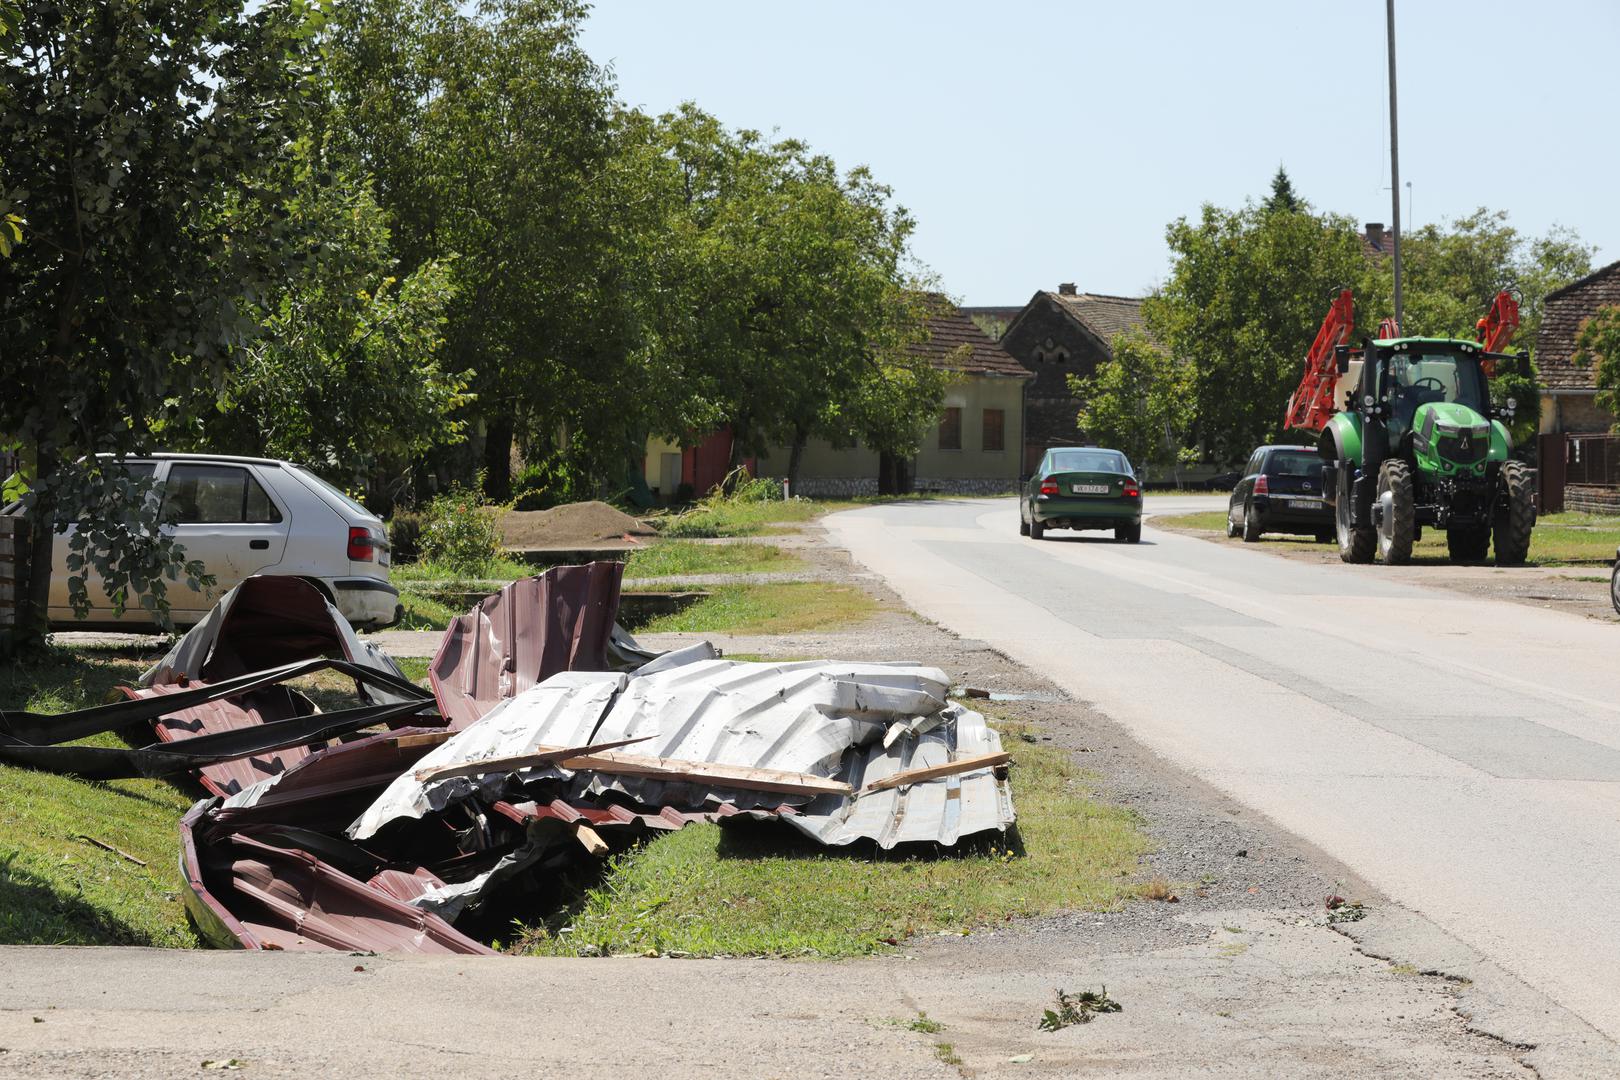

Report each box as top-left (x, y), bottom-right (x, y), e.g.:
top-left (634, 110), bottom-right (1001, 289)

top-left (1384, 351), bottom-right (1489, 440)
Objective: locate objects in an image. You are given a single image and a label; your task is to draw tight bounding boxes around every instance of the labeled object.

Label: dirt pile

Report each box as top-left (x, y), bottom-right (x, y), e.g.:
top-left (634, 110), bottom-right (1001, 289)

top-left (499, 500), bottom-right (657, 549)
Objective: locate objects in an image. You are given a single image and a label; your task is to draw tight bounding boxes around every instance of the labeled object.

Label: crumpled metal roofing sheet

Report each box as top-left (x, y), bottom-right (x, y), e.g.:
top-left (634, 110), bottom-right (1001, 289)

top-left (352, 658), bottom-right (1014, 849)
top-left (429, 563), bottom-right (628, 730)
top-left (142, 575), bottom-right (409, 696)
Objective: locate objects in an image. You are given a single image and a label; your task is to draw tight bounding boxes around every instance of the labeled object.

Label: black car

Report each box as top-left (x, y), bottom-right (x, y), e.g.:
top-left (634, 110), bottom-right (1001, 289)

top-left (1226, 445), bottom-right (1333, 543)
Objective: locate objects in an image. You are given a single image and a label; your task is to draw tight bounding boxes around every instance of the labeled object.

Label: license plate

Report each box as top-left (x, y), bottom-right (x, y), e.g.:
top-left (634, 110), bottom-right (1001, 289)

top-left (1287, 498), bottom-right (1320, 509)
top-left (1073, 484), bottom-right (1110, 495)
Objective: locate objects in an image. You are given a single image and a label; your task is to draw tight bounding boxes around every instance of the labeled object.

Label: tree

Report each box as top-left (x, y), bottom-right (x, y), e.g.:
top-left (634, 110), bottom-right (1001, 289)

top-left (1150, 200), bottom-right (1369, 461)
top-left (320, 0), bottom-right (626, 502)
top-left (0, 0), bottom-right (315, 640)
top-left (1262, 166), bottom-right (1302, 214)
top-left (1574, 307), bottom-right (1620, 429)
top-left (182, 150), bottom-right (472, 503)
top-left (1071, 330), bottom-right (1196, 481)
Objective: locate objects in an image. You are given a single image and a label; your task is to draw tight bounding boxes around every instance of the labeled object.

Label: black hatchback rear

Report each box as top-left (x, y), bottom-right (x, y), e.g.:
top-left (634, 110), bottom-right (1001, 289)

top-left (1226, 445), bottom-right (1332, 542)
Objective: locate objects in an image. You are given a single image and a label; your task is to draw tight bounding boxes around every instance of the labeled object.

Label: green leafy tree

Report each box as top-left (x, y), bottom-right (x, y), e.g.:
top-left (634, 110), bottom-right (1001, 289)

top-left (183, 151), bottom-right (472, 500)
top-left (320, 0), bottom-right (626, 502)
top-left (1574, 307), bottom-right (1620, 429)
top-left (1071, 330), bottom-right (1197, 482)
top-left (0, 0), bottom-right (315, 641)
top-left (1262, 166), bottom-right (1303, 214)
top-left (1150, 199), bottom-right (1368, 461)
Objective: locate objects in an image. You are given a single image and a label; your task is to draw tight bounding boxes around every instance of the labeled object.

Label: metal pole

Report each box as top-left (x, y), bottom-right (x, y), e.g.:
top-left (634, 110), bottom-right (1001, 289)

top-left (1386, 0), bottom-right (1403, 328)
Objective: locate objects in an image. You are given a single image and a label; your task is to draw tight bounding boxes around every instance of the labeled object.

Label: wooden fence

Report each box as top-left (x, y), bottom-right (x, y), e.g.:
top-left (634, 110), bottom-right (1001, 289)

top-left (0, 515), bottom-right (28, 653)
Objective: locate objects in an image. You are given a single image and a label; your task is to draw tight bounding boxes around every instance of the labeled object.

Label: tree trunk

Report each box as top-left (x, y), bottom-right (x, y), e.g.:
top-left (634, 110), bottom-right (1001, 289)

top-left (726, 415), bottom-right (752, 473)
top-left (20, 438), bottom-right (58, 648)
top-left (482, 412), bottom-right (514, 503)
top-left (785, 423), bottom-right (809, 494)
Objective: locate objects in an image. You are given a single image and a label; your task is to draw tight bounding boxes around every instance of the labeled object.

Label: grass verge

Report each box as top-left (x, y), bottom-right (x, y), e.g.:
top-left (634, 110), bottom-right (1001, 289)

top-left (391, 556), bottom-right (533, 584)
top-left (0, 645), bottom-right (199, 946)
top-left (515, 717), bottom-right (1148, 958)
top-left (624, 539), bottom-right (802, 578)
top-left (1164, 509), bottom-right (1620, 566)
top-left (631, 582), bottom-right (877, 635)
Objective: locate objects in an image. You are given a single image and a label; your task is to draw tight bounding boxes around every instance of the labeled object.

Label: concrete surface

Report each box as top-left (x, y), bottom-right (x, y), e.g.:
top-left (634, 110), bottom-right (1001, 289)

top-left (824, 496), bottom-right (1620, 1053)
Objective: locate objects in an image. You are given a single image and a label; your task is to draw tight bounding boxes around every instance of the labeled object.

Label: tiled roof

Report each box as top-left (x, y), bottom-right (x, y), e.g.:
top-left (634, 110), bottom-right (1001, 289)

top-left (1048, 291), bottom-right (1151, 348)
top-left (1535, 259), bottom-right (1620, 392)
top-left (959, 306), bottom-right (1025, 328)
top-left (911, 296), bottom-right (1032, 378)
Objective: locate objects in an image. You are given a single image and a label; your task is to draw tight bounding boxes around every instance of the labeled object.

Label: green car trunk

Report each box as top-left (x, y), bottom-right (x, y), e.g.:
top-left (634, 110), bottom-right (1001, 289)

top-left (1032, 470), bottom-right (1142, 529)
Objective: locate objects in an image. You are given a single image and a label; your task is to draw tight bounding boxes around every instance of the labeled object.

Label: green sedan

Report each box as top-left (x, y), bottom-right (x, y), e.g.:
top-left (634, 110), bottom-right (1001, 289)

top-left (1020, 447), bottom-right (1143, 543)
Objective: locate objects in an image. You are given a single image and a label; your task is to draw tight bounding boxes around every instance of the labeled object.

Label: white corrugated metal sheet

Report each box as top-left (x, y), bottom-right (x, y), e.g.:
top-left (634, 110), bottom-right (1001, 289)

top-left (349, 658), bottom-right (1014, 849)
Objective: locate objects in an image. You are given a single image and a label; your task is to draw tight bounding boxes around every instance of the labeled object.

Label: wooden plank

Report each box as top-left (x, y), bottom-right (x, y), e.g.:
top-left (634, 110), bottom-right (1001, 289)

top-left (556, 749), bottom-right (852, 798)
top-left (858, 751), bottom-right (1013, 794)
top-left (413, 735), bottom-right (655, 784)
top-left (393, 731), bottom-right (457, 750)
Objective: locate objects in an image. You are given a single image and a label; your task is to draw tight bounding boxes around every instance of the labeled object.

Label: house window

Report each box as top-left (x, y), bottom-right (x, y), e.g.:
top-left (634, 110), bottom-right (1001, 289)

top-left (982, 408), bottom-right (1005, 452)
top-left (938, 407), bottom-right (963, 451)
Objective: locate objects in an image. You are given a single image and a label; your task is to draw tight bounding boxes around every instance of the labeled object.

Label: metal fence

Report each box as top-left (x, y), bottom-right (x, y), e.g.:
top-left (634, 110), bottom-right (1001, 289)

top-left (1564, 434), bottom-right (1620, 488)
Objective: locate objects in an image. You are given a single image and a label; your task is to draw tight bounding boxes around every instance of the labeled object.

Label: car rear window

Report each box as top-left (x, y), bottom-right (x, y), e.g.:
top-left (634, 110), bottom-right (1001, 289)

top-left (1049, 450), bottom-right (1130, 474)
top-left (1267, 451), bottom-right (1322, 477)
top-left (289, 465), bottom-right (375, 519)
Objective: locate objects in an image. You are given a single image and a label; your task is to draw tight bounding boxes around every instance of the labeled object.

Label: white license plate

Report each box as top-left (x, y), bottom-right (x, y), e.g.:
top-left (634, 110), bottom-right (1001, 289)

top-left (1073, 484), bottom-right (1110, 495)
top-left (1287, 498), bottom-right (1320, 509)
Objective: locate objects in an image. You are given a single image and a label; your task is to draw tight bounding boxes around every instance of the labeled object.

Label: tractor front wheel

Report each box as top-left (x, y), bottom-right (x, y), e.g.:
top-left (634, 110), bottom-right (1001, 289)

top-left (1335, 463), bottom-right (1375, 564)
top-left (1493, 460), bottom-right (1535, 566)
top-left (1446, 525), bottom-right (1490, 563)
top-left (1375, 459), bottom-right (1415, 565)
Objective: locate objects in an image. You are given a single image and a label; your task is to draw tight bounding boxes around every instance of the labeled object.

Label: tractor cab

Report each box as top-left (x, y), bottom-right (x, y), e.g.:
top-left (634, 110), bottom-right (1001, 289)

top-left (1363, 338), bottom-right (1501, 480)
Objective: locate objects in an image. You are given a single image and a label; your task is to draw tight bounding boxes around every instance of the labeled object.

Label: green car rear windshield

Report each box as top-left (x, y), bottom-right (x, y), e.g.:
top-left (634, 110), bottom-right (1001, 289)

top-left (1047, 449), bottom-right (1131, 474)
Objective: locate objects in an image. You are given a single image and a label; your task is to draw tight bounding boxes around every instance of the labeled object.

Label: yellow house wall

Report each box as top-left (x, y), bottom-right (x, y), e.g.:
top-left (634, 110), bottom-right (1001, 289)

top-left (754, 374), bottom-right (1026, 489)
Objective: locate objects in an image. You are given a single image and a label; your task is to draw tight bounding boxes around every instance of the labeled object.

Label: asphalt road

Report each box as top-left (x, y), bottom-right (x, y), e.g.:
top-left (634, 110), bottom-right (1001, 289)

top-left (825, 495), bottom-right (1620, 1047)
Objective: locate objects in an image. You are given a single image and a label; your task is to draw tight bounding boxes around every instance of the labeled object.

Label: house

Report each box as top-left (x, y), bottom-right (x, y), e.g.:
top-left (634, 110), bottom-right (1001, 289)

top-left (1535, 257), bottom-right (1620, 435)
top-left (997, 284), bottom-right (1150, 473)
top-left (748, 298), bottom-right (1033, 497)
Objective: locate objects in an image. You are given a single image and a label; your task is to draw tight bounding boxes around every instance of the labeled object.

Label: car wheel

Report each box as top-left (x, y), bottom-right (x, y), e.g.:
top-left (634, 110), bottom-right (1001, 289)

top-left (1019, 512), bottom-right (1030, 537)
top-left (1225, 508), bottom-right (1239, 538)
top-left (1030, 519), bottom-right (1045, 540)
top-left (1315, 530), bottom-right (1334, 544)
top-left (1241, 502), bottom-right (1262, 543)
top-left (1612, 559), bottom-right (1620, 617)
top-left (1116, 522), bottom-right (1142, 544)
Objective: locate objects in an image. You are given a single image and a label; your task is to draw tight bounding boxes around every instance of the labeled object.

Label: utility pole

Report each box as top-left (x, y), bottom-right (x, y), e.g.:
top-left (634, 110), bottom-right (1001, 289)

top-left (1386, 0), bottom-right (1404, 328)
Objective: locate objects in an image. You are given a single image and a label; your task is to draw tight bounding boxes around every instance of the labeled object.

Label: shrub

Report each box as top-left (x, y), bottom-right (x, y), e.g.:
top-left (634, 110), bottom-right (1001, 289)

top-left (388, 511), bottom-right (424, 564)
top-left (419, 486), bottom-right (502, 575)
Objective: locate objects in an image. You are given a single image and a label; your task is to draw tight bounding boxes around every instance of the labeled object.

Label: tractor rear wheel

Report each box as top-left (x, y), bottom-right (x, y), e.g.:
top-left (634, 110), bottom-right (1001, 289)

top-left (1335, 463), bottom-right (1374, 564)
top-left (1446, 525), bottom-right (1490, 563)
top-left (1375, 459), bottom-right (1415, 565)
top-left (1493, 460), bottom-right (1535, 566)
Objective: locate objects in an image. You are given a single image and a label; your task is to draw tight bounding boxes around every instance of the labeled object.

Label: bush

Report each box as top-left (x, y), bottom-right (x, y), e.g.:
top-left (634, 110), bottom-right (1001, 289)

top-left (419, 486), bottom-right (502, 575)
top-left (714, 466), bottom-right (782, 504)
top-left (388, 511), bottom-right (424, 564)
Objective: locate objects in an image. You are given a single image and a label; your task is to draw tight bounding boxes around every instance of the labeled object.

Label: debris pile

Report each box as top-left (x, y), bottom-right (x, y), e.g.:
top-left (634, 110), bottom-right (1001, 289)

top-left (0, 564), bottom-right (1017, 954)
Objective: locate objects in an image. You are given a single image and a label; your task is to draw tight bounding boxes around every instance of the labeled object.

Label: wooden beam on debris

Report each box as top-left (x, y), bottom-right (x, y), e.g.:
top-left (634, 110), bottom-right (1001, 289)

top-left (414, 736), bottom-right (655, 784)
top-left (859, 751), bottom-right (1013, 794)
top-left (558, 749), bottom-right (853, 799)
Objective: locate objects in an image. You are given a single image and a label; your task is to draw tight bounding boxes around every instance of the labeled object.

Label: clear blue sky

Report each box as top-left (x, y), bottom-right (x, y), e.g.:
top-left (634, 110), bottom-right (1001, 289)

top-left (580, 0), bottom-right (1618, 305)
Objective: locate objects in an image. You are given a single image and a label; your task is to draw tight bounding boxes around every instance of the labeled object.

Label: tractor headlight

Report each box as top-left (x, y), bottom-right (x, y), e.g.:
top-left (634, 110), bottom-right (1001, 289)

top-left (1507, 397), bottom-right (1518, 410)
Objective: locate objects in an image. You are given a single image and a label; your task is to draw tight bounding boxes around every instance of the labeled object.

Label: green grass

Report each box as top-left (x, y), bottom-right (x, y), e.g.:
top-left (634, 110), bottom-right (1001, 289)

top-left (0, 645), bottom-right (200, 947)
top-left (514, 719), bottom-right (1148, 958)
top-left (623, 540), bottom-right (802, 578)
top-left (391, 556), bottom-right (533, 584)
top-left (632, 582), bottom-right (877, 635)
top-left (656, 498), bottom-right (831, 538)
top-left (395, 589), bottom-right (461, 631)
top-left (1164, 509), bottom-right (1620, 567)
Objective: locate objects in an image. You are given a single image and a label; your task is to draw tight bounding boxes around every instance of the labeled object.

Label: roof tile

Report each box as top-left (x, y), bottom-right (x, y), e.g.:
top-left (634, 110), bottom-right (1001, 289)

top-left (1536, 259), bottom-right (1620, 392)
top-left (911, 296), bottom-right (1032, 378)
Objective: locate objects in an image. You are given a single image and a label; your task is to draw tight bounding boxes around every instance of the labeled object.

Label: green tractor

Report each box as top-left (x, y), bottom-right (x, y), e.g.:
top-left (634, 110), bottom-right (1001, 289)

top-left (1287, 291), bottom-right (1536, 566)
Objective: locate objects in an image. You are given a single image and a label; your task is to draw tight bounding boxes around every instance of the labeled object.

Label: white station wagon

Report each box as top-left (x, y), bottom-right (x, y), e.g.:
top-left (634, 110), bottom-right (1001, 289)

top-left (20, 453), bottom-right (400, 630)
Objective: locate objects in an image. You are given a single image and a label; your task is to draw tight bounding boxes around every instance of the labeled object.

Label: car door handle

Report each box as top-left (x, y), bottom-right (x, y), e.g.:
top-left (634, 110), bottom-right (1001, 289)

top-left (249, 539), bottom-right (269, 550)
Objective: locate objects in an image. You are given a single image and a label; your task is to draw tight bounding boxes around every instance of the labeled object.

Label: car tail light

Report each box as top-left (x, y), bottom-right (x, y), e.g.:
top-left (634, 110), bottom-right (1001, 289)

top-left (1039, 479), bottom-right (1060, 495)
top-left (1124, 484), bottom-right (1140, 498)
top-left (347, 526), bottom-right (376, 562)
top-left (1254, 475), bottom-right (1269, 496)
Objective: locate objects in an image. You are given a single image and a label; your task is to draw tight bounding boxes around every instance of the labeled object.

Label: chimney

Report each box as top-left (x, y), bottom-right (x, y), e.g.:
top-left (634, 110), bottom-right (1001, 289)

top-left (1364, 223), bottom-right (1385, 251)
top-left (1057, 282), bottom-right (1077, 296)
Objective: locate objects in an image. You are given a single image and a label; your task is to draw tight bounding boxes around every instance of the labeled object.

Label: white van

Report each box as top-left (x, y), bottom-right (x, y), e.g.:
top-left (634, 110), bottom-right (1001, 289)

top-left (21, 453), bottom-right (400, 630)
